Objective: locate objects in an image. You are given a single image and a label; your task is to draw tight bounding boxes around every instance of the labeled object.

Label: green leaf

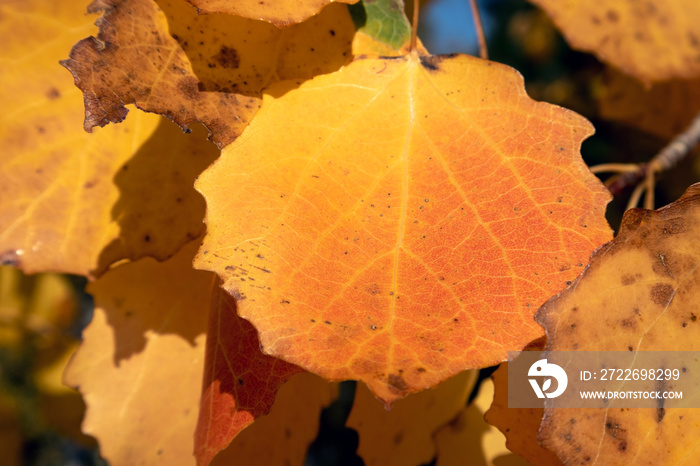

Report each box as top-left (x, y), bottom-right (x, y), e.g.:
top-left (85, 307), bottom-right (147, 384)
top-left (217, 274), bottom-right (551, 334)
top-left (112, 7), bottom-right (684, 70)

top-left (349, 0), bottom-right (411, 50)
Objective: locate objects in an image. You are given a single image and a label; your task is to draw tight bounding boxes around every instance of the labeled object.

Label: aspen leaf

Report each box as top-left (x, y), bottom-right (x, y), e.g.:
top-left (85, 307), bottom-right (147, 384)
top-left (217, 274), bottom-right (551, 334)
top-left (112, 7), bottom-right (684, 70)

top-left (536, 183), bottom-right (700, 465)
top-left (433, 379), bottom-right (528, 466)
top-left (484, 344), bottom-right (563, 466)
top-left (598, 67), bottom-right (700, 139)
top-left (528, 0), bottom-right (700, 83)
top-left (63, 0), bottom-right (355, 147)
top-left (211, 373), bottom-right (338, 466)
top-left (0, 0), bottom-right (219, 276)
top-left (195, 286), bottom-right (303, 466)
top-left (347, 370), bottom-right (477, 466)
top-left (194, 52), bottom-right (612, 405)
top-left (348, 0), bottom-right (412, 51)
top-left (65, 239), bottom-right (213, 466)
top-left (187, 0), bottom-right (358, 27)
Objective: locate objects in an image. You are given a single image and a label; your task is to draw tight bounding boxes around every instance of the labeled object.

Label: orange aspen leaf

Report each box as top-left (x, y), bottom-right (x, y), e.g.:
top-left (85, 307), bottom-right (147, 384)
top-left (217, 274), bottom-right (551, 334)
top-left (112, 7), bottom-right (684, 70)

top-left (347, 370), bottom-right (477, 466)
top-left (186, 0), bottom-right (358, 27)
top-left (536, 183), bottom-right (700, 464)
top-left (194, 51), bottom-right (612, 405)
top-left (528, 0), bottom-right (700, 84)
top-left (63, 0), bottom-right (355, 147)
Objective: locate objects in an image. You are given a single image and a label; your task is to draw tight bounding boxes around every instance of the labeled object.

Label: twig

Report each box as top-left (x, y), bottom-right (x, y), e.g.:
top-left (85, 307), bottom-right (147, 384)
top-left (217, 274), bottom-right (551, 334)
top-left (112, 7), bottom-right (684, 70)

top-left (591, 108), bottom-right (700, 210)
top-left (468, 0), bottom-right (488, 60)
top-left (410, 0), bottom-right (419, 53)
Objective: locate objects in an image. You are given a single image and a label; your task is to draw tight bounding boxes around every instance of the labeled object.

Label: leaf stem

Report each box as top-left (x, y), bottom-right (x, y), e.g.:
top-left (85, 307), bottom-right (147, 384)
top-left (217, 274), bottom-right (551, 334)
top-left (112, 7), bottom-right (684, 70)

top-left (469, 0), bottom-right (488, 60)
top-left (410, 0), bottom-right (419, 53)
top-left (592, 108), bottom-right (700, 210)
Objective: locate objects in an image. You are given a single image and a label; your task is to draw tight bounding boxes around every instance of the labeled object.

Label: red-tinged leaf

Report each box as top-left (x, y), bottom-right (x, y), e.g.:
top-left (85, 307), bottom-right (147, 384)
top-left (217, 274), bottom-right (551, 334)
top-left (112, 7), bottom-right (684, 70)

top-left (195, 286), bottom-right (303, 466)
top-left (211, 373), bottom-right (338, 466)
top-left (194, 52), bottom-right (612, 405)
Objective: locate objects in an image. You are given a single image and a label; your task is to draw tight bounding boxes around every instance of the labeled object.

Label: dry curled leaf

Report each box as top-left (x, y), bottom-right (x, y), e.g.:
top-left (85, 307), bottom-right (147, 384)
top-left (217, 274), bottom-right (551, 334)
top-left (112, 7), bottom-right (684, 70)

top-left (194, 51), bottom-right (612, 405)
top-left (598, 67), bottom-right (700, 139)
top-left (347, 370), bottom-right (476, 466)
top-left (63, 0), bottom-right (354, 147)
top-left (536, 184), bottom-right (700, 464)
top-left (186, 0), bottom-right (358, 27)
top-left (529, 0), bottom-right (700, 83)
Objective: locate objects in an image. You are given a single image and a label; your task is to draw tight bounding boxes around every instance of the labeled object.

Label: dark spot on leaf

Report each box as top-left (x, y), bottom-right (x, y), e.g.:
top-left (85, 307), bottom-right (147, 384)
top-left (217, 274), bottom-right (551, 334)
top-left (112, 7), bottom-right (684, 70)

top-left (620, 274), bottom-right (636, 286)
top-left (419, 55), bottom-right (442, 71)
top-left (649, 283), bottom-right (674, 306)
top-left (388, 373), bottom-right (409, 395)
top-left (46, 87), bottom-right (61, 100)
top-left (212, 45), bottom-right (240, 69)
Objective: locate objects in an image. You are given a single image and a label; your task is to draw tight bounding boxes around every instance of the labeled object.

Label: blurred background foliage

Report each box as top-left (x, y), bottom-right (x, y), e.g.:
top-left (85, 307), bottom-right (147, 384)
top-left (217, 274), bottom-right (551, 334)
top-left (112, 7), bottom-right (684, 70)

top-left (2, 0), bottom-right (698, 464)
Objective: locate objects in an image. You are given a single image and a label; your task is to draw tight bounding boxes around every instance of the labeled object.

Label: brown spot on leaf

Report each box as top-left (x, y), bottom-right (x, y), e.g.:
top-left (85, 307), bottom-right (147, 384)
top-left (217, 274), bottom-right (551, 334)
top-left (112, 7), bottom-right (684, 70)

top-left (387, 373), bottom-right (409, 395)
top-left (212, 45), bottom-right (240, 69)
top-left (649, 283), bottom-right (674, 306)
top-left (620, 274), bottom-right (636, 286)
top-left (46, 87), bottom-right (61, 100)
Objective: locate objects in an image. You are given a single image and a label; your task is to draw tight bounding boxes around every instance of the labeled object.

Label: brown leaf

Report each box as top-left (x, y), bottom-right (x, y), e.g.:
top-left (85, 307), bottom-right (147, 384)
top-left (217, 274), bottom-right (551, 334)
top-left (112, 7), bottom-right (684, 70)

top-left (598, 67), bottom-right (700, 139)
top-left (187, 0), bottom-right (358, 27)
top-left (211, 373), bottom-right (338, 466)
top-left (529, 0), bottom-right (700, 83)
top-left (63, 0), bottom-right (355, 147)
top-left (195, 286), bottom-right (303, 466)
top-left (536, 183), bottom-right (700, 464)
top-left (346, 370), bottom-right (477, 466)
top-left (194, 52), bottom-right (612, 405)
top-left (65, 239), bottom-right (213, 465)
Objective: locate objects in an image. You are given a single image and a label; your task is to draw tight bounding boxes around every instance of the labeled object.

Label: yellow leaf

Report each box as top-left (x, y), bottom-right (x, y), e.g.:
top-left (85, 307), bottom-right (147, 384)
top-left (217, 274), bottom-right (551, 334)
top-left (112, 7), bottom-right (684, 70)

top-left (0, 0), bottom-right (219, 277)
top-left (65, 239), bottom-right (213, 465)
top-left (194, 52), bottom-right (612, 405)
top-left (347, 370), bottom-right (477, 466)
top-left (536, 183), bottom-right (700, 464)
top-left (529, 0), bottom-right (700, 83)
top-left (485, 344), bottom-right (563, 466)
top-left (433, 379), bottom-right (529, 466)
top-left (186, 0), bottom-right (358, 27)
